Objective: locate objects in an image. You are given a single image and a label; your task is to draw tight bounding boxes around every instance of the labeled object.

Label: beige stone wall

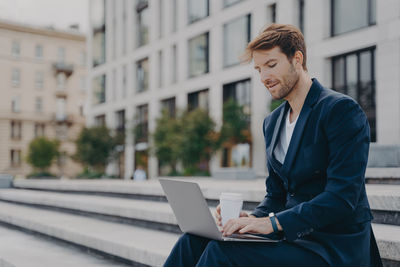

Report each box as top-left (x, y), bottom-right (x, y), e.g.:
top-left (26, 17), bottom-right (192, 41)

top-left (0, 21), bottom-right (87, 178)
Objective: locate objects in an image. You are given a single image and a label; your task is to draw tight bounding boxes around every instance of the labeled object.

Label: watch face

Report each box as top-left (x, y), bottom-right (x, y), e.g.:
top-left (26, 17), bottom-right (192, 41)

top-left (269, 212), bottom-right (274, 217)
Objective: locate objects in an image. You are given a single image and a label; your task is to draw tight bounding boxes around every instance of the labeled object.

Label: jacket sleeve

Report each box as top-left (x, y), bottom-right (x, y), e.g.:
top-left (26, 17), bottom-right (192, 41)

top-left (251, 117), bottom-right (287, 217)
top-left (251, 167), bottom-right (287, 217)
top-left (275, 97), bottom-right (370, 241)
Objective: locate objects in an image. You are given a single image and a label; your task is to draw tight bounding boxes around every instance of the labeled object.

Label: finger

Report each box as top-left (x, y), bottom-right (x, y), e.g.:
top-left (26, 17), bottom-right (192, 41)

top-left (239, 211), bottom-right (248, 217)
top-left (213, 211), bottom-right (220, 219)
top-left (224, 221), bottom-right (242, 236)
top-left (239, 225), bottom-right (252, 234)
top-left (222, 219), bottom-right (234, 235)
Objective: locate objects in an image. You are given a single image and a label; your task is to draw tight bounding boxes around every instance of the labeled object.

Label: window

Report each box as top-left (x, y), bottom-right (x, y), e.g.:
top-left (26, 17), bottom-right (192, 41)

top-left (136, 58), bottom-right (149, 93)
top-left (58, 47), bottom-right (65, 63)
top-left (55, 124), bottom-right (68, 140)
top-left (80, 51), bottom-right (86, 66)
top-left (56, 98), bottom-right (66, 121)
top-left (112, 69), bottom-right (117, 101)
top-left (298, 0), bottom-right (305, 33)
top-left (161, 97), bottom-right (176, 118)
top-left (10, 150), bottom-right (22, 167)
top-left (136, 104), bottom-right (149, 142)
top-left (122, 0), bottom-right (128, 54)
top-left (171, 45), bottom-right (178, 83)
top-left (112, 2), bottom-right (117, 60)
top-left (332, 47), bottom-right (376, 141)
top-left (92, 0), bottom-right (106, 67)
top-left (92, 74), bottom-right (106, 105)
top-left (95, 114), bottom-right (106, 126)
top-left (57, 73), bottom-right (66, 90)
top-left (11, 96), bottom-right (21, 113)
top-left (115, 110), bottom-right (126, 152)
top-left (34, 123), bottom-right (45, 137)
top-left (122, 65), bottom-right (128, 98)
top-left (224, 0), bottom-right (242, 8)
top-left (136, 0), bottom-right (149, 47)
top-left (223, 15), bottom-right (251, 67)
top-left (266, 3), bottom-right (276, 24)
top-left (35, 97), bottom-right (43, 113)
top-left (35, 45), bottom-right (43, 59)
top-left (11, 121), bottom-right (22, 139)
top-left (116, 109), bottom-right (126, 133)
top-left (171, 0), bottom-right (178, 32)
top-left (80, 76), bottom-right (86, 92)
top-left (12, 40), bottom-right (20, 57)
top-left (223, 79), bottom-right (251, 125)
top-left (188, 89), bottom-right (209, 112)
top-left (188, 33), bottom-right (209, 78)
top-left (158, 0), bottom-right (163, 38)
top-left (158, 50), bottom-right (163, 88)
top-left (12, 69), bottom-right (20, 87)
top-left (57, 151), bottom-right (67, 167)
top-left (188, 0), bottom-right (209, 24)
top-left (331, 0), bottom-right (376, 36)
top-left (35, 71), bottom-right (44, 89)
top-left (222, 79), bottom-right (252, 168)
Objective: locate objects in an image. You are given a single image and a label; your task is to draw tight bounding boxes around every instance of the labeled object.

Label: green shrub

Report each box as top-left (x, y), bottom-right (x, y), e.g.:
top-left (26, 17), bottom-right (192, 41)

top-left (27, 137), bottom-right (59, 173)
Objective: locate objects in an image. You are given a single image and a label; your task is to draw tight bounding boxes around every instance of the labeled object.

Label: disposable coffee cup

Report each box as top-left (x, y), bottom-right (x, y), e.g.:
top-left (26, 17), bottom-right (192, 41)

top-left (219, 192), bottom-right (243, 226)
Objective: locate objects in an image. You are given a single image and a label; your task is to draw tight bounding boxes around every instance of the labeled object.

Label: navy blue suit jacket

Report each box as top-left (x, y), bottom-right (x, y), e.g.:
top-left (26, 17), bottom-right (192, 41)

top-left (252, 79), bottom-right (382, 266)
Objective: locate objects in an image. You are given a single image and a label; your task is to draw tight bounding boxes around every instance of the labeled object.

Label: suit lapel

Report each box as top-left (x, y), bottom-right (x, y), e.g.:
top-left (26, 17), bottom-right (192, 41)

top-left (281, 79), bottom-right (323, 178)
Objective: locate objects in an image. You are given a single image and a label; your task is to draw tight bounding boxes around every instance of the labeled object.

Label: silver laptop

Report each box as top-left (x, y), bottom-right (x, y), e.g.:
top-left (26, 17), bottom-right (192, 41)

top-left (159, 178), bottom-right (281, 242)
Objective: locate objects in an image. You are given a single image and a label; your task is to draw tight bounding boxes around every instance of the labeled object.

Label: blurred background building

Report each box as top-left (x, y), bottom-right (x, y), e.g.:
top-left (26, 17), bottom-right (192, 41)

top-left (0, 20), bottom-right (87, 177)
top-left (87, 0), bottom-right (399, 179)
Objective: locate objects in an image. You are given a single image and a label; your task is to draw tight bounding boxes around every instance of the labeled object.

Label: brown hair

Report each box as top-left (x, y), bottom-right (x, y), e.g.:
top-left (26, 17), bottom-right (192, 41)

top-left (242, 23), bottom-right (307, 71)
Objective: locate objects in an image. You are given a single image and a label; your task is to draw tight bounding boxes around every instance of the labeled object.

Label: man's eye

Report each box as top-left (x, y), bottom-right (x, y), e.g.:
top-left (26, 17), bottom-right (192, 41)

top-left (268, 63), bottom-right (277, 68)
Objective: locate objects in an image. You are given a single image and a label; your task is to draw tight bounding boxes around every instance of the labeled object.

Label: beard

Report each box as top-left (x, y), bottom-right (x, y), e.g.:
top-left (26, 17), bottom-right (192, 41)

top-left (270, 64), bottom-right (299, 100)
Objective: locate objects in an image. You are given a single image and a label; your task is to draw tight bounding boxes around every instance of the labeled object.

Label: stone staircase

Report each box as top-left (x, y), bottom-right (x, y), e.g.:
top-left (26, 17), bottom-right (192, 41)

top-left (0, 169), bottom-right (398, 267)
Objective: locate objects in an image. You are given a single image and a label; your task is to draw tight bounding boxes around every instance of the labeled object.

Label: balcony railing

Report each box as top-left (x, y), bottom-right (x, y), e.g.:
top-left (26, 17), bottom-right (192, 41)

top-left (53, 62), bottom-right (74, 76)
top-left (52, 113), bottom-right (73, 125)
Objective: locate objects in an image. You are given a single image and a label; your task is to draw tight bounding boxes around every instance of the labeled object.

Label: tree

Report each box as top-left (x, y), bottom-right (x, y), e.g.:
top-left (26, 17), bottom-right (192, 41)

top-left (74, 126), bottom-right (116, 173)
top-left (270, 99), bottom-right (285, 112)
top-left (179, 109), bottom-right (219, 175)
top-left (152, 110), bottom-right (182, 174)
top-left (219, 99), bottom-right (251, 145)
top-left (27, 137), bottom-right (59, 174)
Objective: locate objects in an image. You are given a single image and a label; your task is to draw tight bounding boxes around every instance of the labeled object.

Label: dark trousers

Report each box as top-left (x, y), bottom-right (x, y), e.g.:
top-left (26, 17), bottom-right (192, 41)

top-left (164, 233), bottom-right (328, 267)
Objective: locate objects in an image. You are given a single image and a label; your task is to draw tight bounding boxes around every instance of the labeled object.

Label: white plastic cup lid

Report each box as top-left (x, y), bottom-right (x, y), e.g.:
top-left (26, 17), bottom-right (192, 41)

top-left (220, 192), bottom-right (242, 201)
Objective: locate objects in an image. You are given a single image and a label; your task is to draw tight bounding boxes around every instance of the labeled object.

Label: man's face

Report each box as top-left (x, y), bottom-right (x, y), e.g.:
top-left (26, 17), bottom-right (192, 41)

top-left (253, 47), bottom-right (299, 100)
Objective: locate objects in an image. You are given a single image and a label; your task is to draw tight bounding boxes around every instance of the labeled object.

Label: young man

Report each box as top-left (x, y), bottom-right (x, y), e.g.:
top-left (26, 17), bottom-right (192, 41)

top-left (164, 24), bottom-right (382, 267)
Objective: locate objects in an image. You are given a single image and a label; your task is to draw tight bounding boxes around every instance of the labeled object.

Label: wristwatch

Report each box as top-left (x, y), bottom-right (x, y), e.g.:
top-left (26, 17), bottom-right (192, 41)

top-left (269, 212), bottom-right (279, 233)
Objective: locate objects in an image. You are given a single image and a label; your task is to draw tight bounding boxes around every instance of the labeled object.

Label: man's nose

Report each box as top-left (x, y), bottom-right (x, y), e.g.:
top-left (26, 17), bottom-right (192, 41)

top-left (260, 70), bottom-right (270, 84)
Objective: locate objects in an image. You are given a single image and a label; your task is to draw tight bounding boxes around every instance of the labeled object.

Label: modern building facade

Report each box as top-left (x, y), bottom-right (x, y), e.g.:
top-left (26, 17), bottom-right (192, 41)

top-left (87, 0), bottom-right (400, 179)
top-left (0, 20), bottom-right (87, 177)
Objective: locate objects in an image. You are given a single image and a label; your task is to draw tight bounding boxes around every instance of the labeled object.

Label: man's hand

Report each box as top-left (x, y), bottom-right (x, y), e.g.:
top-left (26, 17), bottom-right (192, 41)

top-left (214, 204), bottom-right (250, 227)
top-left (222, 217), bottom-right (274, 236)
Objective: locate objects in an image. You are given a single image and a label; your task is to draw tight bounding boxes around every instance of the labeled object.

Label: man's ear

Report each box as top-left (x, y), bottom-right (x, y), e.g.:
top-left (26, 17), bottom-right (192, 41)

top-left (293, 51), bottom-right (303, 68)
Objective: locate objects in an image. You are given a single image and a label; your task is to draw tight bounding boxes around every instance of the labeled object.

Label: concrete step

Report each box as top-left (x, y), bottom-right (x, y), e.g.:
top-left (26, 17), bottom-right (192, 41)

top-left (12, 176), bottom-right (400, 204)
top-left (0, 187), bottom-right (399, 265)
top-left (0, 185), bottom-right (398, 231)
top-left (0, 201), bottom-right (179, 267)
top-left (0, 198), bottom-right (398, 265)
top-left (12, 178), bottom-right (400, 225)
top-left (0, 188), bottom-right (182, 234)
top-left (8, 177), bottom-right (400, 265)
top-left (372, 223), bottom-right (400, 263)
top-left (366, 168), bottom-right (400, 184)
top-left (0, 224), bottom-right (128, 267)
